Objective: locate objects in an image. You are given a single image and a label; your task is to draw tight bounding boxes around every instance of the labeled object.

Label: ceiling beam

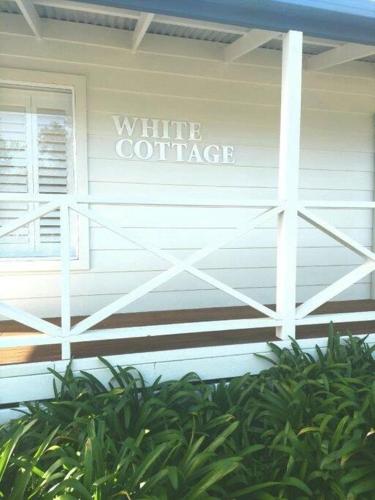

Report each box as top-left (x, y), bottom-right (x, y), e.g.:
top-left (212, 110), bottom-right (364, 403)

top-left (305, 43), bottom-right (375, 71)
top-left (15, 0), bottom-right (42, 40)
top-left (132, 12), bottom-right (154, 51)
top-left (224, 29), bottom-right (279, 62)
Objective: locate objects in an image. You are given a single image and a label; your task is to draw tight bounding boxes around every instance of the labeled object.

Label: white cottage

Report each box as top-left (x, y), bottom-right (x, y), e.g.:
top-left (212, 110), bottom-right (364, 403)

top-left (0, 0), bottom-right (374, 419)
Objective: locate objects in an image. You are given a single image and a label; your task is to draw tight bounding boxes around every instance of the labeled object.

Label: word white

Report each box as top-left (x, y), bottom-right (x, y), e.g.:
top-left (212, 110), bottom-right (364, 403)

top-left (112, 115), bottom-right (235, 164)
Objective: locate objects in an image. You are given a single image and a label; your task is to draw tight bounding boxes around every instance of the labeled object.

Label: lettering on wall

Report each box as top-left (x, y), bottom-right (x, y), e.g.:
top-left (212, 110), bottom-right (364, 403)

top-left (112, 115), bottom-right (235, 164)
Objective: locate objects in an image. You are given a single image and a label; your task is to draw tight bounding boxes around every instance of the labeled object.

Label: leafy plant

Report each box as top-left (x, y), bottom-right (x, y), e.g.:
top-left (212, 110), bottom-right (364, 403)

top-left (0, 329), bottom-right (374, 499)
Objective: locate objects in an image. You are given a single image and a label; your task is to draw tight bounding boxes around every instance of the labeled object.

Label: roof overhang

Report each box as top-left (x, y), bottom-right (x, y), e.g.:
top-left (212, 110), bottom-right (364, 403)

top-left (2, 0), bottom-right (375, 70)
top-left (74, 0), bottom-right (375, 45)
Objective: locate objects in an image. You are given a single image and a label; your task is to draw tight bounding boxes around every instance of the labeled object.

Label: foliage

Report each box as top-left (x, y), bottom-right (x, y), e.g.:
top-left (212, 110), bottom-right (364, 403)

top-left (1, 329), bottom-right (375, 499)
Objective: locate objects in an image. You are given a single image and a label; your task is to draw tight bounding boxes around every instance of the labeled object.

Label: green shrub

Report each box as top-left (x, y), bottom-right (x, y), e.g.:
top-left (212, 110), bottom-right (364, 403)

top-left (1, 329), bottom-right (375, 499)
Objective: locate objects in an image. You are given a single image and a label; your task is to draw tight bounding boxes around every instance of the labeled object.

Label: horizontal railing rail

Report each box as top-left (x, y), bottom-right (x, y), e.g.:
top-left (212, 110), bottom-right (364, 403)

top-left (0, 194), bottom-right (280, 208)
top-left (3, 195), bottom-right (375, 209)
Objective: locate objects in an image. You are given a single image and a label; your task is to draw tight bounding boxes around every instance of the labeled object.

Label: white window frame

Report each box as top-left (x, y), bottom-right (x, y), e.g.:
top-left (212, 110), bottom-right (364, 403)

top-left (0, 67), bottom-right (89, 272)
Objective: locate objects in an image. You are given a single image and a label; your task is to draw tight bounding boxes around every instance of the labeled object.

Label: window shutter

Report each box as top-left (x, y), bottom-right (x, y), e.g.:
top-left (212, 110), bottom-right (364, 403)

top-left (0, 97), bottom-right (33, 256)
top-left (0, 85), bottom-right (74, 258)
top-left (36, 106), bottom-right (71, 250)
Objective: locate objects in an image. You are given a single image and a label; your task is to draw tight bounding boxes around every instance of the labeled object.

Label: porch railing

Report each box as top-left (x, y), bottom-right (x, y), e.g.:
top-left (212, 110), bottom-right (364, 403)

top-left (1, 194), bottom-right (375, 360)
top-left (1, 32), bottom-right (374, 363)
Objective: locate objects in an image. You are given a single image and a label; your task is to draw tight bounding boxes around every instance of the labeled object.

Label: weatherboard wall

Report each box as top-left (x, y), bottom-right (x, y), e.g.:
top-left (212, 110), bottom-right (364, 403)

top-left (0, 15), bottom-right (374, 319)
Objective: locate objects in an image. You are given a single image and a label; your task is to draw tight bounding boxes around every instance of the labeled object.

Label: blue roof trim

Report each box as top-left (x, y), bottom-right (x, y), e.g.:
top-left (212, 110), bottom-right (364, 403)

top-left (76, 0), bottom-right (375, 45)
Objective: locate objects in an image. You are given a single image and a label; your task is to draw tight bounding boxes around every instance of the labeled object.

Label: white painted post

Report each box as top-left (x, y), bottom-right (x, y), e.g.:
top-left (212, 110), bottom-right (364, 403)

top-left (276, 30), bottom-right (303, 340)
top-left (60, 203), bottom-right (71, 359)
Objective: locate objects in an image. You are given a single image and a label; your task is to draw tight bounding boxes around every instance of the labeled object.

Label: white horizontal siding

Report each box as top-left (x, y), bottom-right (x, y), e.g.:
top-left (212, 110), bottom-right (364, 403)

top-left (89, 226), bottom-right (372, 250)
top-left (0, 19), bottom-right (374, 321)
top-left (88, 133), bottom-right (374, 161)
top-left (89, 152), bottom-right (375, 174)
top-left (73, 205), bottom-right (373, 228)
top-left (1, 284), bottom-right (371, 320)
top-left (0, 264), bottom-right (371, 299)
top-left (0, 27), bottom-right (373, 94)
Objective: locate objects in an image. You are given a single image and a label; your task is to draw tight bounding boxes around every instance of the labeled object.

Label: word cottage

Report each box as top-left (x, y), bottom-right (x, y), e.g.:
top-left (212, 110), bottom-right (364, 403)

top-left (113, 115), bottom-right (235, 164)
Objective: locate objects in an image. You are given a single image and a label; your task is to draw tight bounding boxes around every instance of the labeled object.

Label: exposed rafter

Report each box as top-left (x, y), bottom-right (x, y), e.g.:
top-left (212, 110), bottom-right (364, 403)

top-left (305, 42), bottom-right (375, 71)
top-left (153, 15), bottom-right (245, 35)
top-left (15, 0), bottom-right (42, 40)
top-left (223, 29), bottom-right (279, 62)
top-left (34, 0), bottom-right (139, 19)
top-left (13, 0), bottom-right (348, 59)
top-left (132, 12), bottom-right (154, 51)
top-left (33, 0), bottom-right (247, 35)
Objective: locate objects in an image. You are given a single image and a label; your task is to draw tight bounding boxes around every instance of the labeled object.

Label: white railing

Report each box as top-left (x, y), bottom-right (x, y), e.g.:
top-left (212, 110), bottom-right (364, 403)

top-left (0, 32), bottom-right (371, 362)
top-left (1, 194), bottom-right (375, 360)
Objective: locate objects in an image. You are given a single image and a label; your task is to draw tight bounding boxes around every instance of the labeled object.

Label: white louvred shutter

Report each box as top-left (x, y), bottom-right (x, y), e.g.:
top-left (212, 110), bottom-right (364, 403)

top-left (0, 85), bottom-right (74, 258)
top-left (33, 91), bottom-right (73, 255)
top-left (0, 89), bottom-right (33, 257)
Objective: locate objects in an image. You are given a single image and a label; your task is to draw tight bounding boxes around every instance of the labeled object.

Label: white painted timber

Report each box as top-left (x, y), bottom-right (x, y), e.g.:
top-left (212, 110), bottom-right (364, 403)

top-left (296, 311), bottom-right (375, 325)
top-left (132, 12), bottom-right (154, 52)
top-left (0, 265), bottom-right (371, 301)
top-left (296, 260), bottom-right (375, 318)
top-left (0, 318), bottom-right (279, 349)
top-left (68, 203), bottom-right (281, 334)
top-left (276, 31), bottom-right (303, 339)
top-left (14, 0), bottom-right (42, 40)
top-left (1, 334), bottom-right (375, 416)
top-left (0, 19), bottom-right (374, 338)
top-left (34, 0), bottom-right (140, 20)
top-left (0, 193), bottom-right (278, 208)
top-left (0, 302), bottom-right (60, 336)
top-left (0, 33), bottom-right (373, 98)
top-left (60, 204), bottom-right (71, 359)
top-left (0, 202), bottom-right (59, 239)
top-left (1, 12), bottom-right (374, 80)
top-left (0, 334), bottom-right (61, 348)
top-left (298, 208), bottom-right (375, 261)
top-left (305, 43), bottom-right (375, 71)
top-left (33, 0), bottom-right (246, 35)
top-left (223, 29), bottom-right (279, 62)
top-left (0, 284), bottom-right (371, 326)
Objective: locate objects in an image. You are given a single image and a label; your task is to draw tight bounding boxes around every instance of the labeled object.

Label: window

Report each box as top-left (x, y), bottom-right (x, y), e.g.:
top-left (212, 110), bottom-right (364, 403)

top-left (0, 69), bottom-right (88, 271)
top-left (0, 85), bottom-right (74, 257)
